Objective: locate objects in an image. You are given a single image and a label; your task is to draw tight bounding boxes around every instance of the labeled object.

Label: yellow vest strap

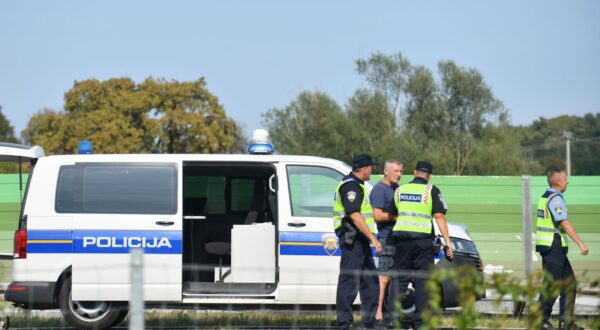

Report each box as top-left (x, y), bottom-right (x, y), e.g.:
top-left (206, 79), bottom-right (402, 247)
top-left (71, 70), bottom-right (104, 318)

top-left (395, 220), bottom-right (431, 228)
top-left (537, 236), bottom-right (555, 243)
top-left (536, 226), bottom-right (563, 233)
top-left (397, 211), bottom-right (432, 220)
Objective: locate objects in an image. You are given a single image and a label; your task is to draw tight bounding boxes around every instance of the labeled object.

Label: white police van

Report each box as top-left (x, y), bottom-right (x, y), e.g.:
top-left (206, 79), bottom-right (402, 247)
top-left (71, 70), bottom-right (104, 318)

top-left (0, 133), bottom-right (482, 329)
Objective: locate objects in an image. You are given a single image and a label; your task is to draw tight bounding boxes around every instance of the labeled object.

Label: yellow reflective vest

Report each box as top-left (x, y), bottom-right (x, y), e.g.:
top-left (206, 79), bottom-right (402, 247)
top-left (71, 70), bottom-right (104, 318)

top-left (392, 182), bottom-right (433, 239)
top-left (333, 177), bottom-right (376, 235)
top-left (535, 190), bottom-right (568, 253)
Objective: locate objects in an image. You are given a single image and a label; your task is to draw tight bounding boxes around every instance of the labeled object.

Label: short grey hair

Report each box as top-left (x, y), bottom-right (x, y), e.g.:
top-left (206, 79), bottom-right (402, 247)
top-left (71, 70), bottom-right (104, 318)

top-left (384, 160), bottom-right (403, 169)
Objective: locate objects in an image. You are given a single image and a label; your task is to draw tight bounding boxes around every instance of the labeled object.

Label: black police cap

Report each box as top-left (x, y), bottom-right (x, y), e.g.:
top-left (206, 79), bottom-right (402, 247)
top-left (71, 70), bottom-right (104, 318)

top-left (415, 161), bottom-right (433, 174)
top-left (352, 154), bottom-right (378, 169)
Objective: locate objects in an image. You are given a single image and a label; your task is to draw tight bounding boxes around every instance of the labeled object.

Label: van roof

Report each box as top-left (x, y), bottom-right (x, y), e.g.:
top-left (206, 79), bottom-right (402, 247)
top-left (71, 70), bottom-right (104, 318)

top-left (0, 143), bottom-right (45, 161)
top-left (42, 153), bottom-right (351, 167)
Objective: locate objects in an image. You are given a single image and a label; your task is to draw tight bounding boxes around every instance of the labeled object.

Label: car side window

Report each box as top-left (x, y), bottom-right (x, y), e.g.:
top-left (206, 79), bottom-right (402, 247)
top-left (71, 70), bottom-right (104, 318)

top-left (56, 163), bottom-right (178, 214)
top-left (287, 165), bottom-right (343, 217)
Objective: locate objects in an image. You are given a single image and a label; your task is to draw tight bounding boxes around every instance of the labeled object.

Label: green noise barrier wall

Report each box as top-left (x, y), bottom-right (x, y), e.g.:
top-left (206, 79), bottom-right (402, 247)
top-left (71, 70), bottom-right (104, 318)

top-left (0, 173), bottom-right (598, 279)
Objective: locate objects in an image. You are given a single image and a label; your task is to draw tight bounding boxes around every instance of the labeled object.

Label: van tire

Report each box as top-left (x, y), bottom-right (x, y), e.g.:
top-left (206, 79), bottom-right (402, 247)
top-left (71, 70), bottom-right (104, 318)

top-left (58, 275), bottom-right (128, 330)
top-left (109, 309), bottom-right (129, 327)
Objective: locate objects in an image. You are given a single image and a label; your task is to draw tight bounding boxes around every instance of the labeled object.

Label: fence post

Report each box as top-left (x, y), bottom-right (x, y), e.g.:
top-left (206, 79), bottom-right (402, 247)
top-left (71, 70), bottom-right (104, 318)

top-left (512, 175), bottom-right (533, 317)
top-left (129, 248), bottom-right (144, 330)
top-left (522, 176), bottom-right (533, 277)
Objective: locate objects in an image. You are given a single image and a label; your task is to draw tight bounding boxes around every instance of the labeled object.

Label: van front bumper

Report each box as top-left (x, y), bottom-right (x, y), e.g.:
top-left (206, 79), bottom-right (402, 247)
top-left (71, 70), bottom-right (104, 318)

top-left (4, 281), bottom-right (57, 309)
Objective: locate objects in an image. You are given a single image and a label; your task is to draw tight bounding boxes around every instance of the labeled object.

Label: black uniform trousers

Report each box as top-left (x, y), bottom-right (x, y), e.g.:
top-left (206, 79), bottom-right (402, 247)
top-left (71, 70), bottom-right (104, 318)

top-left (336, 237), bottom-right (379, 330)
top-left (389, 237), bottom-right (434, 329)
top-left (539, 234), bottom-right (577, 322)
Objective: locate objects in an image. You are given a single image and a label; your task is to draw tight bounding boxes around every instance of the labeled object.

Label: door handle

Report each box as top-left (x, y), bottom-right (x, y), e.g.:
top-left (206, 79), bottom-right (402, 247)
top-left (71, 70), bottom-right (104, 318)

top-left (287, 222), bottom-right (306, 227)
top-left (156, 220), bottom-right (175, 226)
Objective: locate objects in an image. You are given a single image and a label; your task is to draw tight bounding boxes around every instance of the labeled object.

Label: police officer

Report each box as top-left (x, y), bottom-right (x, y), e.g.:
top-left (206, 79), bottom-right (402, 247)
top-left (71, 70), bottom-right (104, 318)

top-left (370, 160), bottom-right (402, 327)
top-left (537, 167), bottom-right (589, 330)
top-left (389, 161), bottom-right (453, 329)
top-left (333, 154), bottom-right (382, 330)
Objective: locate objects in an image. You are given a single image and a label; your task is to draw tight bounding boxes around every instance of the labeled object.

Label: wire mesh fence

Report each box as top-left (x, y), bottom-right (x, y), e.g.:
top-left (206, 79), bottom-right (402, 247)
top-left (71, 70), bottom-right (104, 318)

top-left (0, 255), bottom-right (599, 329)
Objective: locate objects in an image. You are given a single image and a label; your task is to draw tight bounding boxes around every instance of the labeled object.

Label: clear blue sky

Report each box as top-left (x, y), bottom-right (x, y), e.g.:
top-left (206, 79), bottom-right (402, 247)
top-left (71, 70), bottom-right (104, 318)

top-left (1, 0), bottom-right (599, 139)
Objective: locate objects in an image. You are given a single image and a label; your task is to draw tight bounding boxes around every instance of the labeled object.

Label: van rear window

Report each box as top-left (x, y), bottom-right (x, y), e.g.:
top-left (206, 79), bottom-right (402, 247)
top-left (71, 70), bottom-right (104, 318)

top-left (56, 163), bottom-right (177, 214)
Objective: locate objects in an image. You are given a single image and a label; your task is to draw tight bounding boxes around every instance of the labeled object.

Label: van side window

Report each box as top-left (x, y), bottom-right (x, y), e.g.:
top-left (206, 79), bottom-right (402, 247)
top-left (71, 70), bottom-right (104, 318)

top-left (287, 165), bottom-right (343, 217)
top-left (55, 163), bottom-right (177, 214)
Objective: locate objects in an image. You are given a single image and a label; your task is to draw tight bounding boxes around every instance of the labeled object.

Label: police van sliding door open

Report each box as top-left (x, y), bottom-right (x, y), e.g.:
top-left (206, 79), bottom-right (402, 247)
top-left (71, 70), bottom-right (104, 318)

top-left (182, 163), bottom-right (277, 296)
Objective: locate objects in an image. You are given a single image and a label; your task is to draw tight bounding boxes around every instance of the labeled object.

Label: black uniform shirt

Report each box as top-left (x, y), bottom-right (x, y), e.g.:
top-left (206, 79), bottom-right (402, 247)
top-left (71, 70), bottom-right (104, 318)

top-left (339, 172), bottom-right (364, 214)
top-left (389, 177), bottom-right (447, 215)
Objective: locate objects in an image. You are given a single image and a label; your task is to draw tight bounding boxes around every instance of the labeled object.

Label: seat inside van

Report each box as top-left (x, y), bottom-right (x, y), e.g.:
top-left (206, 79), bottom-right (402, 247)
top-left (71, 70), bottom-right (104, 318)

top-left (182, 163), bottom-right (277, 294)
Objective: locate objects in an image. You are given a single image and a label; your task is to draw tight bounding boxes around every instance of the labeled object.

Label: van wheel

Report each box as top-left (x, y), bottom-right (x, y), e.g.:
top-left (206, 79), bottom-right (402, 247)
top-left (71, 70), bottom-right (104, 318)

top-left (58, 275), bottom-right (128, 330)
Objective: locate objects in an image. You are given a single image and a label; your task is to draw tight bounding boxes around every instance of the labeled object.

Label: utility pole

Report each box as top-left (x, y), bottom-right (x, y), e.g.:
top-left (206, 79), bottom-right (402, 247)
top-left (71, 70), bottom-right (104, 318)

top-left (563, 131), bottom-right (573, 176)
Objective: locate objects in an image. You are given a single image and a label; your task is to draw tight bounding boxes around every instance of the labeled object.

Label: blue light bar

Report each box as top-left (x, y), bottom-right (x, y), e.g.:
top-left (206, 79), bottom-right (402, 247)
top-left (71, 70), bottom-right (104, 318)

top-left (248, 143), bottom-right (273, 155)
top-left (78, 141), bottom-right (93, 154)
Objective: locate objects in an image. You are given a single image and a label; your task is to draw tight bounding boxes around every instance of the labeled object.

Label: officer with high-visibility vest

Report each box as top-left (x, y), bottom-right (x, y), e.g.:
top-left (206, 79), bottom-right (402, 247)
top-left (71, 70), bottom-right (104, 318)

top-left (333, 154), bottom-right (382, 330)
top-left (536, 167), bottom-right (589, 330)
top-left (389, 161), bottom-right (453, 329)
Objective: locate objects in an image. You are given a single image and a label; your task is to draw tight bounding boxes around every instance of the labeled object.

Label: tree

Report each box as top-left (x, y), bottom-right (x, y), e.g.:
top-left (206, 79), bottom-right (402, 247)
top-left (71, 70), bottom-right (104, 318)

top-left (356, 52), bottom-right (412, 126)
top-left (404, 65), bottom-right (444, 137)
top-left (262, 91), bottom-right (355, 162)
top-left (22, 108), bottom-right (70, 154)
top-left (466, 124), bottom-right (542, 175)
top-left (519, 113), bottom-right (600, 174)
top-left (404, 60), bottom-right (508, 175)
top-left (346, 89), bottom-right (406, 164)
top-left (0, 106), bottom-right (20, 173)
top-left (0, 106), bottom-right (18, 143)
top-left (22, 77), bottom-right (243, 155)
top-left (61, 78), bottom-right (157, 153)
top-left (141, 78), bottom-right (241, 154)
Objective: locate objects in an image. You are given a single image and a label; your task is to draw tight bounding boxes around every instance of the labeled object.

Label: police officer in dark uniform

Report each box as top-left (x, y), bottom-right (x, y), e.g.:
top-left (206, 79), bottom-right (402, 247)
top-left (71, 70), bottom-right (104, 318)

top-left (389, 161), bottom-right (453, 329)
top-left (536, 167), bottom-right (589, 330)
top-left (333, 154), bottom-right (382, 330)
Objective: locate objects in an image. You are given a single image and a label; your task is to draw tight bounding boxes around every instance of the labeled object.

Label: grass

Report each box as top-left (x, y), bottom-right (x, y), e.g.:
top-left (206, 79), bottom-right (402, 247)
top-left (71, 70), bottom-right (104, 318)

top-left (3, 310), bottom-right (599, 329)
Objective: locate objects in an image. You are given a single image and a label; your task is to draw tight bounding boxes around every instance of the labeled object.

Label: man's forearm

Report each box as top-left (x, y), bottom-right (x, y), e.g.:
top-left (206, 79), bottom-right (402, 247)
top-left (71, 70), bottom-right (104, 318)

top-left (434, 213), bottom-right (451, 244)
top-left (560, 220), bottom-right (585, 247)
top-left (373, 208), bottom-right (397, 223)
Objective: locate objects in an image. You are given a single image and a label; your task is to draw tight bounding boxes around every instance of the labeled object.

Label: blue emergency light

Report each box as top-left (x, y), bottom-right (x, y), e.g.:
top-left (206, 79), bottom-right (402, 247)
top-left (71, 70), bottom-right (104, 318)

top-left (247, 129), bottom-right (274, 155)
top-left (78, 141), bottom-right (93, 154)
top-left (248, 143), bottom-right (274, 154)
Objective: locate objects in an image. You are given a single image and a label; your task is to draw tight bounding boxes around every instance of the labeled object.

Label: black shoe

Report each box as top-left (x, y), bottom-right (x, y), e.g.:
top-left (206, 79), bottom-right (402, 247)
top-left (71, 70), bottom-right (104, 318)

top-left (348, 325), bottom-right (369, 330)
top-left (542, 320), bottom-right (557, 330)
top-left (372, 319), bottom-right (389, 330)
top-left (559, 321), bottom-right (583, 330)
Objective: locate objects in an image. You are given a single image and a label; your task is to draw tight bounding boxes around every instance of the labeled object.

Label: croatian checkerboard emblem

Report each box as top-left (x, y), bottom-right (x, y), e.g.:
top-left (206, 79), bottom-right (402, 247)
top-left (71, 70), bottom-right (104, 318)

top-left (347, 191), bottom-right (356, 203)
top-left (322, 233), bottom-right (339, 256)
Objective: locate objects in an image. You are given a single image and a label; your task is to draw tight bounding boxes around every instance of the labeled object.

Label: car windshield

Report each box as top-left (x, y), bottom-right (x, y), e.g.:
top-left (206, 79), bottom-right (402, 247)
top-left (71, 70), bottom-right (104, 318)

top-left (451, 238), bottom-right (478, 254)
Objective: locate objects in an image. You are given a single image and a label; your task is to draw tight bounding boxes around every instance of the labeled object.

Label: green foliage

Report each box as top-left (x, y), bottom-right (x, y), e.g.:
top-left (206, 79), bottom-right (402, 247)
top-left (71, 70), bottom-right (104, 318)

top-left (266, 51), bottom-right (599, 175)
top-left (22, 77), bottom-right (243, 155)
top-left (400, 59), bottom-right (510, 174)
top-left (519, 113), bottom-right (600, 175)
top-left (355, 52), bottom-right (412, 126)
top-left (262, 91), bottom-right (355, 163)
top-left (142, 78), bottom-right (242, 153)
top-left (0, 106), bottom-right (18, 143)
top-left (0, 106), bottom-right (23, 173)
top-left (346, 89), bottom-right (406, 164)
top-left (418, 268), bottom-right (598, 330)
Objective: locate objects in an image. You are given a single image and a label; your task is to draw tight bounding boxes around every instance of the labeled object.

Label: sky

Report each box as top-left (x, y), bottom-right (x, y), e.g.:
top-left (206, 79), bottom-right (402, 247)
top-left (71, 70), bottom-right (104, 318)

top-left (1, 0), bottom-right (599, 139)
